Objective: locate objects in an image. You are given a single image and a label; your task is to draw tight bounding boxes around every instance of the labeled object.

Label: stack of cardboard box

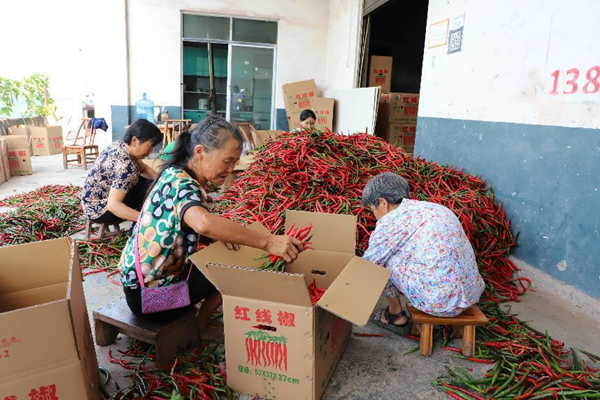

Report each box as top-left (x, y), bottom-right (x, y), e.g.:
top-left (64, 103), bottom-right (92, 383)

top-left (282, 80), bottom-right (334, 131)
top-left (0, 124), bottom-right (66, 184)
top-left (375, 93), bottom-right (419, 153)
top-left (367, 56), bottom-right (420, 153)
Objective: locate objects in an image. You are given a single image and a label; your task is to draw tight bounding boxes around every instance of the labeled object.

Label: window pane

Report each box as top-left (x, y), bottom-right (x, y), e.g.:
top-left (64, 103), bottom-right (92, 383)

top-left (233, 19), bottom-right (277, 44)
top-left (230, 46), bottom-right (274, 130)
top-left (183, 14), bottom-right (230, 40)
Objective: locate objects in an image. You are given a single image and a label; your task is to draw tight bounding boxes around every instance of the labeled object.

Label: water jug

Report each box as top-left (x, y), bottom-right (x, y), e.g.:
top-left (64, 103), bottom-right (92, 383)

top-left (136, 93), bottom-right (160, 123)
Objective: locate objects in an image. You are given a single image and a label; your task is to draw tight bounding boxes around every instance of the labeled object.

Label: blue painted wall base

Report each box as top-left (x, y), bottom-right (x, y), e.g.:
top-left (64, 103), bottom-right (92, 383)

top-left (415, 116), bottom-right (600, 300)
top-left (111, 105), bottom-right (182, 141)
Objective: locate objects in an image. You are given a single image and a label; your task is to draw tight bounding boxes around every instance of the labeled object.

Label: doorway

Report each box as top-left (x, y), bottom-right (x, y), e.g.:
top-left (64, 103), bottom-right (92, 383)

top-left (361, 0), bottom-right (429, 93)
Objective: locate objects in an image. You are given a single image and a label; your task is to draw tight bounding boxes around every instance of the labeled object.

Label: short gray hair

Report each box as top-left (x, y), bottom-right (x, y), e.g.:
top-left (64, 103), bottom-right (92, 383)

top-left (362, 172), bottom-right (410, 207)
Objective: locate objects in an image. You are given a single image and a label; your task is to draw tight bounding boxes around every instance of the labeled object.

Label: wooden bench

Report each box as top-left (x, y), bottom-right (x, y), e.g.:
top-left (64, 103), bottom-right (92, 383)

top-left (93, 298), bottom-right (197, 367)
top-left (407, 303), bottom-right (488, 357)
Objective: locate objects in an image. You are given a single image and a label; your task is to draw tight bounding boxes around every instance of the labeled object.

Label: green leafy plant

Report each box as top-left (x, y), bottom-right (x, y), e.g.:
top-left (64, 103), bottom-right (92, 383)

top-left (0, 77), bottom-right (22, 117)
top-left (21, 73), bottom-right (55, 118)
top-left (0, 73), bottom-right (55, 118)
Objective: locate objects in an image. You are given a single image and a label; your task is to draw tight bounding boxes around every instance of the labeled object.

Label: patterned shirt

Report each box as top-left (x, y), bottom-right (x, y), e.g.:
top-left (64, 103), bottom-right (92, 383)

top-left (118, 167), bottom-right (205, 289)
top-left (363, 199), bottom-right (484, 317)
top-left (81, 141), bottom-right (139, 220)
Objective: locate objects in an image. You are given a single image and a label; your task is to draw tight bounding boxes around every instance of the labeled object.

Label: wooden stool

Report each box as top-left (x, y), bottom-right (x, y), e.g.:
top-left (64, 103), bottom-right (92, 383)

top-left (84, 220), bottom-right (123, 240)
top-left (406, 304), bottom-right (488, 357)
top-left (93, 298), bottom-right (197, 367)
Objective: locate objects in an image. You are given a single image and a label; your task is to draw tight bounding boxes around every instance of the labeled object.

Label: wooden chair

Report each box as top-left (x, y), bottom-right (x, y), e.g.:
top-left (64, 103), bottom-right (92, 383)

top-left (407, 303), bottom-right (488, 357)
top-left (93, 298), bottom-right (197, 367)
top-left (235, 122), bottom-right (259, 151)
top-left (162, 119), bottom-right (191, 149)
top-left (62, 118), bottom-right (99, 169)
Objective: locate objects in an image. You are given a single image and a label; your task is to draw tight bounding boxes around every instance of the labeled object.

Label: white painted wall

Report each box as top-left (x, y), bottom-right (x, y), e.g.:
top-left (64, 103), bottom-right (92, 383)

top-left (127, 0), bottom-right (360, 110)
top-left (420, 0), bottom-right (600, 129)
top-left (1, 0), bottom-right (127, 148)
top-left (325, 0), bottom-right (363, 91)
top-left (2, 0), bottom-right (362, 137)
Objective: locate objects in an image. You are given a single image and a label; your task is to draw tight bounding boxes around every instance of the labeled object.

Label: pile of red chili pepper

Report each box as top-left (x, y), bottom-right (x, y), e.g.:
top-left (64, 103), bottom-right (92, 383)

top-left (212, 129), bottom-right (600, 399)
top-left (256, 222), bottom-right (313, 271)
top-left (78, 236), bottom-right (128, 284)
top-left (0, 184), bottom-right (85, 247)
top-left (104, 341), bottom-right (232, 399)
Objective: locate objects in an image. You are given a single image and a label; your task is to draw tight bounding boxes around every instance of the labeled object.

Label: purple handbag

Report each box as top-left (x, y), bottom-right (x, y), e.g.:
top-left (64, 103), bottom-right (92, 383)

top-left (134, 208), bottom-right (192, 314)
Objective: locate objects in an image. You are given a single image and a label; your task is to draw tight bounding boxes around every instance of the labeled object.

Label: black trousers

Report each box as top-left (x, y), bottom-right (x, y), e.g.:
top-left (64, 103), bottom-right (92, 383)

top-left (123, 265), bottom-right (217, 320)
top-left (92, 177), bottom-right (152, 224)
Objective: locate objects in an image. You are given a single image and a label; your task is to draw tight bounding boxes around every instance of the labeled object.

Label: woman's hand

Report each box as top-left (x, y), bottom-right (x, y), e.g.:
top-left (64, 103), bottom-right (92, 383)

top-left (265, 234), bottom-right (304, 263)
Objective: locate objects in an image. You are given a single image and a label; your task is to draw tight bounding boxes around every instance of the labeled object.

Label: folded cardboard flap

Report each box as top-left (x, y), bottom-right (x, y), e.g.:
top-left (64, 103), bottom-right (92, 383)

top-left (189, 222), bottom-right (269, 275)
top-left (316, 256), bottom-right (391, 326)
top-left (0, 238), bottom-right (72, 300)
top-left (285, 210), bottom-right (356, 254)
top-left (0, 300), bottom-right (79, 380)
top-left (0, 283), bottom-right (68, 313)
top-left (4, 135), bottom-right (31, 150)
top-left (202, 263), bottom-right (312, 307)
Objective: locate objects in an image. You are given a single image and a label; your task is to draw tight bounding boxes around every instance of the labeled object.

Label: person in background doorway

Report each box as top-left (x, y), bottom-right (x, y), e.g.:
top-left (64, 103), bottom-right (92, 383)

top-left (118, 116), bottom-right (303, 334)
top-left (296, 109), bottom-right (316, 131)
top-left (362, 172), bottom-right (485, 334)
top-left (81, 119), bottom-right (162, 224)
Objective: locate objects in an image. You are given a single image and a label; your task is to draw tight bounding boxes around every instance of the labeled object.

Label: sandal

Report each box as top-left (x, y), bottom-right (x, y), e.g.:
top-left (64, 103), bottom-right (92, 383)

top-left (370, 306), bottom-right (412, 335)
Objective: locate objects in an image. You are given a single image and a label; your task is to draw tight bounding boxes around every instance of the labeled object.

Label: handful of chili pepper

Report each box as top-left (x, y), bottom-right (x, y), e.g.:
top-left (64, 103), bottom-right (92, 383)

top-left (257, 222), bottom-right (313, 272)
top-left (307, 279), bottom-right (326, 305)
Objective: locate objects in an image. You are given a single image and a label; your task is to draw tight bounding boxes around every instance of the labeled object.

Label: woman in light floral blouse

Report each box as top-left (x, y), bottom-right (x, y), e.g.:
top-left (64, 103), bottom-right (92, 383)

top-left (363, 172), bottom-right (484, 334)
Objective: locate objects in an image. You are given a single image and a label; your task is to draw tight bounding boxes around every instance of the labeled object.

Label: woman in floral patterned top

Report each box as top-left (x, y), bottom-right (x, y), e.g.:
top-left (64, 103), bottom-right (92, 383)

top-left (363, 172), bottom-right (484, 333)
top-left (118, 116), bottom-right (304, 332)
top-left (82, 119), bottom-right (162, 224)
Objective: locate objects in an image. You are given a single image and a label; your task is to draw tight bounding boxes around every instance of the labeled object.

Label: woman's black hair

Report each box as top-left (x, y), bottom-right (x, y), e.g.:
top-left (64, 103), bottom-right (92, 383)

top-left (123, 119), bottom-right (163, 146)
top-left (148, 116), bottom-right (244, 194)
top-left (300, 109), bottom-right (316, 122)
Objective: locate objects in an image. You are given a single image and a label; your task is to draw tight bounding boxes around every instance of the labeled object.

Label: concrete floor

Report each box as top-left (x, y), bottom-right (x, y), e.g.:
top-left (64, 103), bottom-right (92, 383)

top-left (2, 154), bottom-right (600, 399)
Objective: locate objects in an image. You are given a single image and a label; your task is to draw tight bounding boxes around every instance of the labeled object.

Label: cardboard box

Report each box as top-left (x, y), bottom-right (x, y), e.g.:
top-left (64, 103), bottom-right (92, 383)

top-left (287, 97), bottom-right (334, 131)
top-left (0, 139), bottom-right (9, 184)
top-left (29, 126), bottom-right (64, 156)
top-left (2, 136), bottom-right (33, 176)
top-left (310, 97), bottom-right (334, 131)
top-left (378, 92), bottom-right (419, 124)
top-left (190, 211), bottom-right (390, 400)
top-left (368, 56), bottom-right (393, 93)
top-left (376, 123), bottom-right (416, 152)
top-left (0, 238), bottom-right (100, 400)
top-left (282, 80), bottom-right (318, 129)
top-left (7, 125), bottom-right (33, 153)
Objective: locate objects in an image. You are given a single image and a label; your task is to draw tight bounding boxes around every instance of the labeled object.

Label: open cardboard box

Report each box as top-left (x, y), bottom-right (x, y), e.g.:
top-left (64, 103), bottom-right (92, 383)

top-left (0, 238), bottom-right (100, 400)
top-left (190, 210), bottom-right (390, 400)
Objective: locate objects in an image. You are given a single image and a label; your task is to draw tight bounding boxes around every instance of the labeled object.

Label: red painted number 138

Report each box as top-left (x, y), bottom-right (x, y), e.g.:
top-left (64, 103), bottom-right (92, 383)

top-left (550, 66), bottom-right (600, 95)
